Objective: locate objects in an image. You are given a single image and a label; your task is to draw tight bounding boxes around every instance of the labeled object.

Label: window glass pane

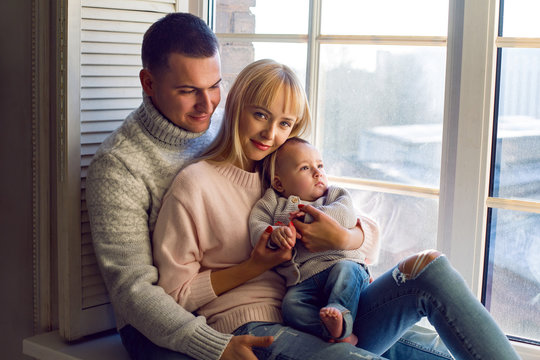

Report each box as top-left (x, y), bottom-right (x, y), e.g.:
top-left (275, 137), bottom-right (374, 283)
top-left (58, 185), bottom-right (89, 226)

top-left (492, 48), bottom-right (540, 202)
top-left (318, 45), bottom-right (446, 188)
top-left (348, 188), bottom-right (438, 278)
top-left (321, 0), bottom-right (449, 36)
top-left (215, 0), bottom-right (308, 34)
top-left (501, 0), bottom-right (540, 37)
top-left (218, 40), bottom-right (307, 105)
top-left (485, 208), bottom-right (540, 343)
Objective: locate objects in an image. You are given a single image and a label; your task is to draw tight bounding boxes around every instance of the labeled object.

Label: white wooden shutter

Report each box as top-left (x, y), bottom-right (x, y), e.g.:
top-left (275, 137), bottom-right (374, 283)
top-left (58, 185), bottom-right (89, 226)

top-left (60, 0), bottom-right (182, 341)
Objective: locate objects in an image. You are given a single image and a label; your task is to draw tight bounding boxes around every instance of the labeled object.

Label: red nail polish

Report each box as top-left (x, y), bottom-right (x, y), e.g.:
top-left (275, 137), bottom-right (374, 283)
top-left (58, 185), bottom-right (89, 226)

top-left (298, 204), bottom-right (304, 208)
top-left (265, 226), bottom-right (273, 233)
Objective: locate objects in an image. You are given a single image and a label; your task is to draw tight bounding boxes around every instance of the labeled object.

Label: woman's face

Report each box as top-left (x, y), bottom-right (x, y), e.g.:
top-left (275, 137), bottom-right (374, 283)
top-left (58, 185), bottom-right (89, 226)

top-left (238, 90), bottom-right (297, 170)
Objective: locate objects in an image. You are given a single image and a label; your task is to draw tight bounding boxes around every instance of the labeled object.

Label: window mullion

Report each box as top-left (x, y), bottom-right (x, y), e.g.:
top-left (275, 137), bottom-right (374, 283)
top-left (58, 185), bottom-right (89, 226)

top-left (438, 0), bottom-right (499, 296)
top-left (306, 0), bottom-right (321, 145)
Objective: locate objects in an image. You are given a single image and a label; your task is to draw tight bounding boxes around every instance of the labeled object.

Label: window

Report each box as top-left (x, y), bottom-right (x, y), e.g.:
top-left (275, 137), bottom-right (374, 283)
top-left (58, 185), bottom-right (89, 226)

top-left (214, 0), bottom-right (448, 274)
top-left (213, 0), bottom-right (540, 353)
top-left (483, 0), bottom-right (540, 345)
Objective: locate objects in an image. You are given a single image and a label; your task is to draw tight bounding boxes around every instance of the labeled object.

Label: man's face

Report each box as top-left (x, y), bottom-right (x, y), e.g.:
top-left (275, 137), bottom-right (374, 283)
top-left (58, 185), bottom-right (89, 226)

top-left (141, 53), bottom-right (222, 133)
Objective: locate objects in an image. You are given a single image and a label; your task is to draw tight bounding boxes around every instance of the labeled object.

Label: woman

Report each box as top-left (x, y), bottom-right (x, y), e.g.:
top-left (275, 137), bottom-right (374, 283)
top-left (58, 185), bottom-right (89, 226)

top-left (152, 59), bottom-right (520, 360)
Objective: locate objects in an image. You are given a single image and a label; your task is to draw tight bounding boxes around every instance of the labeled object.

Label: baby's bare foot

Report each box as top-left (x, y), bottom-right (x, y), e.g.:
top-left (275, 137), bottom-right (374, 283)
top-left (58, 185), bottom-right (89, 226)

top-left (319, 307), bottom-right (343, 339)
top-left (320, 307), bottom-right (359, 345)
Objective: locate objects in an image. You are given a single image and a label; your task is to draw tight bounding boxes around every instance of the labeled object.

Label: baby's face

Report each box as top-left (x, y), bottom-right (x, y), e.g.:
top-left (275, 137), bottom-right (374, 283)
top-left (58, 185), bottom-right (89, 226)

top-left (273, 142), bottom-right (328, 201)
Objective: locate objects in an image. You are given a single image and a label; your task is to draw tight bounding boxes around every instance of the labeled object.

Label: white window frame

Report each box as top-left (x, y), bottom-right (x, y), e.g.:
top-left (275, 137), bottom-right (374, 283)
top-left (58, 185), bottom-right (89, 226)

top-left (214, 0), bottom-right (540, 355)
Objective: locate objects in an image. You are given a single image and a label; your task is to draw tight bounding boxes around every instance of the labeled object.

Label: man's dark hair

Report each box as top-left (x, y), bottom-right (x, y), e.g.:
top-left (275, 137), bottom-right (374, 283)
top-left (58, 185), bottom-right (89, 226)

top-left (141, 12), bottom-right (219, 73)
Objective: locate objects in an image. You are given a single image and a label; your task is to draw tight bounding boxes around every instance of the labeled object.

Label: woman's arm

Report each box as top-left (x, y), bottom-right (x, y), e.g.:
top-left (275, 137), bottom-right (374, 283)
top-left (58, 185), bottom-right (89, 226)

top-left (211, 227), bottom-right (292, 295)
top-left (292, 204), bottom-right (376, 253)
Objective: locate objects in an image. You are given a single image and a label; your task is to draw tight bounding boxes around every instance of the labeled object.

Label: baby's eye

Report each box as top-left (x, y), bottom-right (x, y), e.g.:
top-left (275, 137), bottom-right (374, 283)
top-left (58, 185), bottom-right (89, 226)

top-left (318, 164), bottom-right (324, 169)
top-left (300, 166), bottom-right (309, 171)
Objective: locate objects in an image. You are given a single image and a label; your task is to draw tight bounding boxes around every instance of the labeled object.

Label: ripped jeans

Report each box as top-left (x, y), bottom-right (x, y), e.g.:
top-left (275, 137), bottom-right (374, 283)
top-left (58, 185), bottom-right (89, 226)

top-left (234, 255), bottom-right (520, 360)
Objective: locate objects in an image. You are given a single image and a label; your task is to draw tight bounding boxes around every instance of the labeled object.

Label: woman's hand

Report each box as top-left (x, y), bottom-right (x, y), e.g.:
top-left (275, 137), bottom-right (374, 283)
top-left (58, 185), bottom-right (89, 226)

top-left (221, 335), bottom-right (274, 360)
top-left (249, 226), bottom-right (293, 270)
top-left (292, 204), bottom-right (364, 252)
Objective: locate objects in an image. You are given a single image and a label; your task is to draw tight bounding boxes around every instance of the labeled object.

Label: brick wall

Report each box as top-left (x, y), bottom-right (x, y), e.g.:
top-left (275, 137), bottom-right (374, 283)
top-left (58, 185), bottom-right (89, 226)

top-left (215, 0), bottom-right (256, 95)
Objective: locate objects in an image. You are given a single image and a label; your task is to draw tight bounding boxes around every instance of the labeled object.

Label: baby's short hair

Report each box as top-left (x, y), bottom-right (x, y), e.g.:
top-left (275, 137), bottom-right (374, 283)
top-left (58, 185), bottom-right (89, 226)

top-left (262, 137), bottom-right (311, 189)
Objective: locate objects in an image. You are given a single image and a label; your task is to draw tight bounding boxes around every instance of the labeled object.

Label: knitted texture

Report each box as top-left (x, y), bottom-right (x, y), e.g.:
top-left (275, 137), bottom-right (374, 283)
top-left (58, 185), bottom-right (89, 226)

top-left (249, 186), bottom-right (380, 286)
top-left (86, 94), bottom-right (231, 360)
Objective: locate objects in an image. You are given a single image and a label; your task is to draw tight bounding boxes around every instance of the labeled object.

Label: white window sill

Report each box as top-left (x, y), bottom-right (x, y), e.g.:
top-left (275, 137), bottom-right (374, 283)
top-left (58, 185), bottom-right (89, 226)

top-left (22, 329), bottom-right (539, 360)
top-left (23, 330), bottom-right (130, 360)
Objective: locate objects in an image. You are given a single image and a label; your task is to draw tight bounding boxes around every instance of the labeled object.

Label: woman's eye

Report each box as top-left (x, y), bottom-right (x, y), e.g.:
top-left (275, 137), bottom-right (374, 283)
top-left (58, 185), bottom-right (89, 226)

top-left (254, 112), bottom-right (267, 119)
top-left (280, 121), bottom-right (292, 128)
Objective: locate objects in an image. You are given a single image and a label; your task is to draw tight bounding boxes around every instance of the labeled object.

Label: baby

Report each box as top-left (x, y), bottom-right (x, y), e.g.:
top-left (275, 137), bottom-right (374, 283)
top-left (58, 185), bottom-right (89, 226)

top-left (249, 137), bottom-right (370, 345)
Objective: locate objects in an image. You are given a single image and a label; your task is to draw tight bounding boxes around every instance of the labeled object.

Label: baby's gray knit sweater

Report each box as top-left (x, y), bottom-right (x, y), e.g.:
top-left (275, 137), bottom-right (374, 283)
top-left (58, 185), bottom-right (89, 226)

top-left (249, 186), bottom-right (367, 287)
top-left (86, 94), bottom-right (231, 360)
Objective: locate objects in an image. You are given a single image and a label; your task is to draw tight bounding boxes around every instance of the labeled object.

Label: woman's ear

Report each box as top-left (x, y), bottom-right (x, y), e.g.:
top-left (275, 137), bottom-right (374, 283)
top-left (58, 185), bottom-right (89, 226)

top-left (272, 176), bottom-right (284, 193)
top-left (140, 69), bottom-right (154, 96)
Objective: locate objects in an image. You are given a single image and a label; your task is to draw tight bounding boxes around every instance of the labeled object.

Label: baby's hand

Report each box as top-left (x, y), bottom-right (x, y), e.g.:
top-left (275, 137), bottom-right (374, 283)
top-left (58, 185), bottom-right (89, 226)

top-left (270, 224), bottom-right (296, 250)
top-left (289, 210), bottom-right (306, 222)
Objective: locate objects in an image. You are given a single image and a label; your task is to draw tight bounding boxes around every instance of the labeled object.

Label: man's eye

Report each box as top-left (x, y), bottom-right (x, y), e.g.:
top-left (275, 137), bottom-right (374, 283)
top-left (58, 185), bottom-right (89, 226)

top-left (179, 89), bottom-right (195, 95)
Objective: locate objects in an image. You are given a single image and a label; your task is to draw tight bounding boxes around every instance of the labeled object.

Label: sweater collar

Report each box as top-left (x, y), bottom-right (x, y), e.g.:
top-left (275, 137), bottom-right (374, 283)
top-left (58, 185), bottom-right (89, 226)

top-left (138, 93), bottom-right (206, 146)
top-left (213, 163), bottom-right (262, 190)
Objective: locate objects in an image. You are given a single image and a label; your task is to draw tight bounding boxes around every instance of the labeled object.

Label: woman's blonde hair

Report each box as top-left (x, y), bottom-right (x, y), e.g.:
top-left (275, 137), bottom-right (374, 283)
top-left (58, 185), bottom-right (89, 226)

top-left (200, 59), bottom-right (311, 172)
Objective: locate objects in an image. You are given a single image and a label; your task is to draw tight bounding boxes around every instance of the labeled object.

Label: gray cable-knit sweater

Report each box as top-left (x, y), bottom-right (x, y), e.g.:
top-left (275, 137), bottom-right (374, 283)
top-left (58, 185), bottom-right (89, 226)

top-left (86, 94), bottom-right (231, 360)
top-left (249, 186), bottom-right (368, 287)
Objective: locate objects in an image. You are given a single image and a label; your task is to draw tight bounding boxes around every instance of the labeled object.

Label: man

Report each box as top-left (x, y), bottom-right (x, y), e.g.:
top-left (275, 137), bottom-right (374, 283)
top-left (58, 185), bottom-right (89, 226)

top-left (87, 13), bottom-right (272, 360)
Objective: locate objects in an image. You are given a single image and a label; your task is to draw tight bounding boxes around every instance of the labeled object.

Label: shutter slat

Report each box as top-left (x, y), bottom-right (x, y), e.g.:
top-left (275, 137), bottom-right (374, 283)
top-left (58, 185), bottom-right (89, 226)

top-left (81, 31), bottom-right (144, 44)
top-left (81, 109), bottom-right (132, 122)
top-left (83, 0), bottom-right (175, 13)
top-left (82, 76), bottom-right (141, 88)
top-left (82, 7), bottom-right (165, 23)
top-left (82, 87), bottom-right (142, 99)
top-left (82, 98), bottom-right (142, 111)
top-left (82, 54), bottom-right (141, 66)
top-left (81, 120), bottom-right (125, 133)
top-left (82, 19), bottom-right (150, 33)
top-left (82, 65), bottom-right (140, 77)
top-left (82, 42), bottom-right (141, 55)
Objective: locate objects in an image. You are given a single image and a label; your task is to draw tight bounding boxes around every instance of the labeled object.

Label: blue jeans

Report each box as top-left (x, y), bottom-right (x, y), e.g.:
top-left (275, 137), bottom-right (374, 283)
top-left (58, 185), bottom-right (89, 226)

top-left (356, 255), bottom-right (520, 360)
top-left (120, 255), bottom-right (520, 360)
top-left (282, 260), bottom-right (370, 340)
top-left (120, 322), bottom-right (448, 360)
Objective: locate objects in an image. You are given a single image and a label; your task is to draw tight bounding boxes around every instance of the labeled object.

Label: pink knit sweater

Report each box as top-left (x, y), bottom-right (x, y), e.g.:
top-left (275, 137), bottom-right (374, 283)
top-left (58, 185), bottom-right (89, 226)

top-left (152, 161), bottom-right (380, 334)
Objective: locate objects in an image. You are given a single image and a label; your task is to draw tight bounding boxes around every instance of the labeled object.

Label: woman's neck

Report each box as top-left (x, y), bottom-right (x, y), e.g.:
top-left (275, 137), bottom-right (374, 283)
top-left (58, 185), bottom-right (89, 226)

top-left (234, 158), bottom-right (255, 173)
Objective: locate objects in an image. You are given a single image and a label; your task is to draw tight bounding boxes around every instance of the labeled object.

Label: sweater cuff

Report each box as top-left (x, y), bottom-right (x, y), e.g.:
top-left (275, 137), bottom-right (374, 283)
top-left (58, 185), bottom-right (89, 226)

top-left (188, 270), bottom-right (217, 310)
top-left (184, 322), bottom-right (233, 360)
top-left (357, 215), bottom-right (380, 265)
